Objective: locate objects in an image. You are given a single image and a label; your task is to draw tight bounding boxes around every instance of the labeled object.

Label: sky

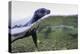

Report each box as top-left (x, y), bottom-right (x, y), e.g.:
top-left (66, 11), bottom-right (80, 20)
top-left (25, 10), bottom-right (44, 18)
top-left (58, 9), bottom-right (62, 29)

top-left (11, 1), bottom-right (78, 34)
top-left (12, 1), bottom-right (78, 22)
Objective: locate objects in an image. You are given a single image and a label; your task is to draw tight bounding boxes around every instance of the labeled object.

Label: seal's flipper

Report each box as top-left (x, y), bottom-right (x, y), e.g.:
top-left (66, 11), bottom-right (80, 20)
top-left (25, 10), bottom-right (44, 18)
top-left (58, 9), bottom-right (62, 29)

top-left (31, 29), bottom-right (38, 48)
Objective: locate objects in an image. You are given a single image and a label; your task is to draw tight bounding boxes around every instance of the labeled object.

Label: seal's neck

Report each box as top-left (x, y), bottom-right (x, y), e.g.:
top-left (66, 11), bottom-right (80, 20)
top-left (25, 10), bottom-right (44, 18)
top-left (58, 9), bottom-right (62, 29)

top-left (31, 15), bottom-right (42, 24)
top-left (23, 15), bottom-right (42, 27)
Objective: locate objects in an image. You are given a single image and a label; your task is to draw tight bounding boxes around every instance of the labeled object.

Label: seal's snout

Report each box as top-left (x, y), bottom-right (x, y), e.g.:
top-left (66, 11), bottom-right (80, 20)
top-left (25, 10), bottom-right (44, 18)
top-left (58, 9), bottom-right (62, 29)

top-left (47, 10), bottom-right (50, 14)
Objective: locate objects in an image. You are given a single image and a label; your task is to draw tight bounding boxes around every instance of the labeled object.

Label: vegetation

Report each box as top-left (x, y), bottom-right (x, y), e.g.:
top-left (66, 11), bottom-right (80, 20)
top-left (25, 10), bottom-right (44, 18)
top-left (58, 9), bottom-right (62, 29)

top-left (11, 15), bottom-right (78, 53)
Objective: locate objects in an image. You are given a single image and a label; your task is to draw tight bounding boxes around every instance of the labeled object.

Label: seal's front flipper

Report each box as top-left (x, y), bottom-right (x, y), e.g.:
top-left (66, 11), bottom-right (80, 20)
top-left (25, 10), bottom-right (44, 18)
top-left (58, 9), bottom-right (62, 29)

top-left (31, 29), bottom-right (38, 48)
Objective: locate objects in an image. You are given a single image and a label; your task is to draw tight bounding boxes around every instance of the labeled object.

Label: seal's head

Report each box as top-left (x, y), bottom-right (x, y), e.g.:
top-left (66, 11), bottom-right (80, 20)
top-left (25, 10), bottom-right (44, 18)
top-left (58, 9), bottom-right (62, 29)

top-left (34, 8), bottom-right (50, 18)
top-left (32, 8), bottom-right (50, 23)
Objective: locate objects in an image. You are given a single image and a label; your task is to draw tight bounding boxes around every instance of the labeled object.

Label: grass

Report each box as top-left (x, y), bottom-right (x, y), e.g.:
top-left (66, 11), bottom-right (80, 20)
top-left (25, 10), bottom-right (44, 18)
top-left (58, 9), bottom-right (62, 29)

top-left (11, 15), bottom-right (78, 53)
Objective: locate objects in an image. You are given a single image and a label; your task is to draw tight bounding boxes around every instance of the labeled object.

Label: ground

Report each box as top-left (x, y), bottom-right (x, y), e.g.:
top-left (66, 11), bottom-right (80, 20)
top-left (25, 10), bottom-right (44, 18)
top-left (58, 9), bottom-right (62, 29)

top-left (11, 15), bottom-right (78, 53)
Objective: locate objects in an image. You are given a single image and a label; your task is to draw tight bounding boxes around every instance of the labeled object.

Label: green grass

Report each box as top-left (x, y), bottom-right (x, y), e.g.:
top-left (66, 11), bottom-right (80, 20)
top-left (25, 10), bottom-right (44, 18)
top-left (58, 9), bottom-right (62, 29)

top-left (11, 15), bottom-right (78, 53)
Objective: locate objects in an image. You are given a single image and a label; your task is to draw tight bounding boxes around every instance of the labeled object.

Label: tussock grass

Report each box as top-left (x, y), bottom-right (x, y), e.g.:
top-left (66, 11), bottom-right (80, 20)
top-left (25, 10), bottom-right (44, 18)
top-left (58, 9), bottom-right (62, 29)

top-left (11, 15), bottom-right (78, 52)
